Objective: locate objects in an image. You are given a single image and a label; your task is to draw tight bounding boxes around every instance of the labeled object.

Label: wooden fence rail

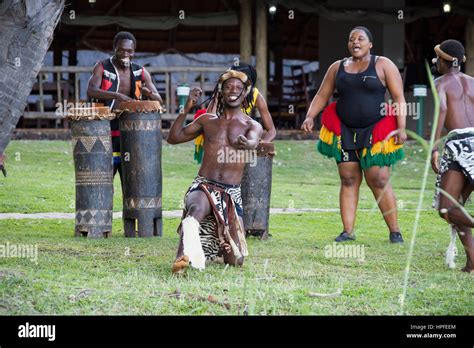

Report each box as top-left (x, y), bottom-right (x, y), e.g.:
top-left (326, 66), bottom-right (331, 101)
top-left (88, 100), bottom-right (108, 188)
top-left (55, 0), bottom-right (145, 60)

top-left (23, 66), bottom-right (227, 124)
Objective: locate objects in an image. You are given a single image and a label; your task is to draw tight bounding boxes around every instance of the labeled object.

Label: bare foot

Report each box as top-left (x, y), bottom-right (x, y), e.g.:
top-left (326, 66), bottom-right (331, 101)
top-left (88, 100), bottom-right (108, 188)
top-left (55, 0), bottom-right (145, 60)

top-left (172, 255), bottom-right (189, 274)
top-left (461, 261), bottom-right (474, 274)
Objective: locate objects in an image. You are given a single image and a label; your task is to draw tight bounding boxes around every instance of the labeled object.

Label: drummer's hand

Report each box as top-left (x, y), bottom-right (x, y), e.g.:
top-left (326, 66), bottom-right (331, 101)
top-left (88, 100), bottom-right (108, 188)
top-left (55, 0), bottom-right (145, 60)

top-left (116, 93), bottom-right (133, 103)
top-left (141, 86), bottom-right (152, 97)
top-left (184, 88), bottom-right (202, 113)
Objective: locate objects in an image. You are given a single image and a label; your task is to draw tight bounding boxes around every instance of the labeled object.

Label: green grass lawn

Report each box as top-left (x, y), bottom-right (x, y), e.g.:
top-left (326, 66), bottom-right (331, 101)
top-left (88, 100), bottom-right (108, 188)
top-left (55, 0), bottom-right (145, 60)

top-left (0, 140), bottom-right (437, 212)
top-left (0, 140), bottom-right (472, 315)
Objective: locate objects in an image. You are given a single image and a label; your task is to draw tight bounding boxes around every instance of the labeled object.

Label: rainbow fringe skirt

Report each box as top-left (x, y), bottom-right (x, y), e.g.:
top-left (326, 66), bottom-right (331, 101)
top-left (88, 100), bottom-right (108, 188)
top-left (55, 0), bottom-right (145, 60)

top-left (317, 102), bottom-right (405, 169)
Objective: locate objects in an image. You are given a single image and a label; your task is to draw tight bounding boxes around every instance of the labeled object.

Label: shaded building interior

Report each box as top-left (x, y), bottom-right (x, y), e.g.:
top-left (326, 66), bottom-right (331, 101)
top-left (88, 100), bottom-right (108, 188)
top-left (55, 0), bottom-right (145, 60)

top-left (17, 0), bottom-right (474, 137)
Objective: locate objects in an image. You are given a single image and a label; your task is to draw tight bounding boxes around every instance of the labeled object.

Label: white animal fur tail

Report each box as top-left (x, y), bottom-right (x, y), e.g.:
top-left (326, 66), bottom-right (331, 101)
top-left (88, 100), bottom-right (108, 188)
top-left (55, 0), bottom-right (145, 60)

top-left (446, 225), bottom-right (458, 269)
top-left (182, 216), bottom-right (206, 270)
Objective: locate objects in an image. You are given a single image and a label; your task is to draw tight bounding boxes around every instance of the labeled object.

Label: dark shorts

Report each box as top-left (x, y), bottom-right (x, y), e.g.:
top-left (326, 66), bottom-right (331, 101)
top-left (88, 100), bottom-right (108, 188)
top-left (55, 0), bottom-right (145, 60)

top-left (447, 161), bottom-right (463, 172)
top-left (336, 149), bottom-right (361, 164)
top-left (432, 129), bottom-right (474, 208)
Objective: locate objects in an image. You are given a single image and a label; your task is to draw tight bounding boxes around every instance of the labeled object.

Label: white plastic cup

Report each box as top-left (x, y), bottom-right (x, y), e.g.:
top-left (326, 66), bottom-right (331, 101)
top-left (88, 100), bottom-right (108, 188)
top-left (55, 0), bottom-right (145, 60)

top-left (176, 85), bottom-right (191, 97)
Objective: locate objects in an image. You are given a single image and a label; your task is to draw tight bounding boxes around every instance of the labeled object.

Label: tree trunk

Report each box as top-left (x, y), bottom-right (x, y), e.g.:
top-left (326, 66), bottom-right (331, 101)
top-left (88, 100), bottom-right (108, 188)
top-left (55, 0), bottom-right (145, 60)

top-left (0, 0), bottom-right (65, 154)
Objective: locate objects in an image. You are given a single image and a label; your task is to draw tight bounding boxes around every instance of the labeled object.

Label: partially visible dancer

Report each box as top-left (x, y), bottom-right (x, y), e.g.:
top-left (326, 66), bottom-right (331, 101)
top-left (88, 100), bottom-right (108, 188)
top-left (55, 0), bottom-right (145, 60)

top-left (431, 39), bottom-right (474, 273)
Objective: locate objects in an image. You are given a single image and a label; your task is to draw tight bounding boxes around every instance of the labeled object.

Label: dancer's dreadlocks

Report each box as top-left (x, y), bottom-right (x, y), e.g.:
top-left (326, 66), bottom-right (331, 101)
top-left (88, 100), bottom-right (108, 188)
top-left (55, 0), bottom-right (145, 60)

top-left (228, 62), bottom-right (257, 114)
top-left (208, 69), bottom-right (251, 117)
top-left (193, 68), bottom-right (252, 164)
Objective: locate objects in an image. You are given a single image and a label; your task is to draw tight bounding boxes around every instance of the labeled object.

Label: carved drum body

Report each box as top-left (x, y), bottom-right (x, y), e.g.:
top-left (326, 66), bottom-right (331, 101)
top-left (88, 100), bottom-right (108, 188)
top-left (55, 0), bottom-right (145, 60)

top-left (69, 107), bottom-right (115, 238)
top-left (241, 142), bottom-right (275, 239)
top-left (118, 101), bottom-right (163, 237)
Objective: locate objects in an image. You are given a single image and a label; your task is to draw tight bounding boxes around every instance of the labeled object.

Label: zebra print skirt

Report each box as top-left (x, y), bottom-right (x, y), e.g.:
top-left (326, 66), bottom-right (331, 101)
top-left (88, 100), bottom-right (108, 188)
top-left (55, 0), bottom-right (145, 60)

top-left (433, 128), bottom-right (474, 208)
top-left (178, 176), bottom-right (248, 262)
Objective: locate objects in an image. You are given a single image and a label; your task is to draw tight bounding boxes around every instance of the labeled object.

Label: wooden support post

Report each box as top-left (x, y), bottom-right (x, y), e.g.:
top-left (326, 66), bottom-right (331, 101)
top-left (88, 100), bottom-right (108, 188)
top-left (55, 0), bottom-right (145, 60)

top-left (255, 0), bottom-right (268, 100)
top-left (56, 72), bottom-right (62, 104)
top-left (68, 41), bottom-right (78, 123)
top-left (200, 73), bottom-right (204, 91)
top-left (239, 0), bottom-right (252, 63)
top-left (53, 40), bottom-right (62, 128)
top-left (38, 73), bottom-right (44, 113)
top-left (53, 40), bottom-right (62, 71)
top-left (165, 72), bottom-right (170, 114)
top-left (74, 74), bottom-right (79, 104)
top-left (68, 43), bottom-right (77, 80)
top-left (466, 19), bottom-right (474, 76)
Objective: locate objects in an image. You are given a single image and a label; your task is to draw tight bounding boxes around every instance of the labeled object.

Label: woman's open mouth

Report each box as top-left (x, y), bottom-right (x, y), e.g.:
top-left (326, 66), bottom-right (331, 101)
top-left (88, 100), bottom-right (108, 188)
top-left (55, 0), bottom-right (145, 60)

top-left (228, 95), bottom-right (239, 101)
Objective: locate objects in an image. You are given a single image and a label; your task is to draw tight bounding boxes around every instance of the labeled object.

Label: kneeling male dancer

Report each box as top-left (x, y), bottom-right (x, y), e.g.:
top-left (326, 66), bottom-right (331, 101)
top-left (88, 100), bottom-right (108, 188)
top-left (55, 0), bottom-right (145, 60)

top-left (167, 70), bottom-right (263, 273)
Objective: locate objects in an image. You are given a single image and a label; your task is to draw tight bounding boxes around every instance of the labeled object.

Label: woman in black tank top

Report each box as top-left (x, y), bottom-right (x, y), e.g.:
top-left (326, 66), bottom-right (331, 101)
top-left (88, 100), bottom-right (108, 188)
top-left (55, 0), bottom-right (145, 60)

top-left (302, 26), bottom-right (407, 244)
top-left (335, 54), bottom-right (386, 128)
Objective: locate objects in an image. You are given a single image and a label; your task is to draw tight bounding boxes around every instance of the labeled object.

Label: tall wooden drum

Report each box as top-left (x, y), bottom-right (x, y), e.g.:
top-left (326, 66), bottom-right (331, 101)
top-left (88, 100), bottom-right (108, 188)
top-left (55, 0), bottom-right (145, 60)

top-left (68, 106), bottom-right (115, 238)
top-left (241, 142), bottom-right (275, 240)
top-left (118, 100), bottom-right (163, 237)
